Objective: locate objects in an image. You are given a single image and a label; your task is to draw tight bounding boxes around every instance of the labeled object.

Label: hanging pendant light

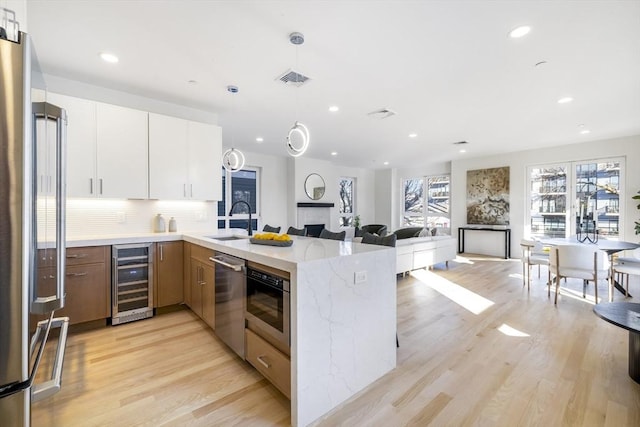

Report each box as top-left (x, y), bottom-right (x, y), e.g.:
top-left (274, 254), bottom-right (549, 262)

top-left (285, 31), bottom-right (310, 157)
top-left (222, 85), bottom-right (245, 172)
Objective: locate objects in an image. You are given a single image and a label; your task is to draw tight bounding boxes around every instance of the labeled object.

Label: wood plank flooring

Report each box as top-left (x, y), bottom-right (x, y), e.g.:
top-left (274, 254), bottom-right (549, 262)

top-left (31, 254), bottom-right (640, 426)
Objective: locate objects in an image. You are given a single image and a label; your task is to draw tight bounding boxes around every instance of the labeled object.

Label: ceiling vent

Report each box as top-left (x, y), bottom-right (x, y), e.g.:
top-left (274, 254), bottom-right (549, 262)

top-left (276, 69), bottom-right (310, 87)
top-left (367, 108), bottom-right (397, 119)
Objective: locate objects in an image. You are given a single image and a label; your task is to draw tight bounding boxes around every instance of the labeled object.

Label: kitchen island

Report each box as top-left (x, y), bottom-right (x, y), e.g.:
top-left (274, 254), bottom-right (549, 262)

top-left (183, 233), bottom-right (397, 427)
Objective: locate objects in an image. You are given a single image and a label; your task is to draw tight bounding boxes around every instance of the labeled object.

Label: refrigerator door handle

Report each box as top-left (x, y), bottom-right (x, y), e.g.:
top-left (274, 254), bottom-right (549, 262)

top-left (31, 316), bottom-right (70, 402)
top-left (31, 103), bottom-right (67, 315)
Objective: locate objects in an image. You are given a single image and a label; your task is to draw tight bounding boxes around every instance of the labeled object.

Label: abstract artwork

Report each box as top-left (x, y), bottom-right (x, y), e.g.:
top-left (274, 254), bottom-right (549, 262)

top-left (466, 166), bottom-right (510, 225)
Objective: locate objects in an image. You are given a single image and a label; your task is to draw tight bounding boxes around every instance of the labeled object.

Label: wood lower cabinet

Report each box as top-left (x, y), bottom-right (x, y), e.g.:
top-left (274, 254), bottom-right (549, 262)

top-left (245, 328), bottom-right (291, 399)
top-left (154, 241), bottom-right (184, 307)
top-left (188, 244), bottom-right (215, 329)
top-left (32, 246), bottom-right (110, 328)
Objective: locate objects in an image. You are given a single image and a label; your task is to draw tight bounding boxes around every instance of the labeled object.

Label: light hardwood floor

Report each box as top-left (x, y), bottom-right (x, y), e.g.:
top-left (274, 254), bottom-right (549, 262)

top-left (32, 254), bottom-right (640, 426)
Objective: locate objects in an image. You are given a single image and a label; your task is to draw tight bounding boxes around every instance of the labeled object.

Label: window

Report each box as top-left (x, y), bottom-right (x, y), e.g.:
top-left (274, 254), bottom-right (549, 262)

top-left (218, 167), bottom-right (260, 231)
top-left (402, 175), bottom-right (450, 230)
top-left (339, 177), bottom-right (355, 227)
top-left (527, 158), bottom-right (623, 239)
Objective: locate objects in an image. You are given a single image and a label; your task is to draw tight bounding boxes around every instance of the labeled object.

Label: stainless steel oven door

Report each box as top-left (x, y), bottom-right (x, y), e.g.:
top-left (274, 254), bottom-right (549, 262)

top-left (245, 274), bottom-right (290, 348)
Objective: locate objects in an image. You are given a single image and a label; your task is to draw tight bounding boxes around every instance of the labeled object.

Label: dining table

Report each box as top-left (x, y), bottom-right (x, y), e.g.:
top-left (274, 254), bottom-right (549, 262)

top-left (540, 237), bottom-right (640, 301)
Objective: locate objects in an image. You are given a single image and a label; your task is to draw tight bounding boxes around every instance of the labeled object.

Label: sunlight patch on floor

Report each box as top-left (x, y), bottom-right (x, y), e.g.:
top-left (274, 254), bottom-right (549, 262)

top-left (554, 285), bottom-right (598, 305)
top-left (411, 269), bottom-right (495, 315)
top-left (498, 323), bottom-right (530, 337)
top-left (454, 255), bottom-right (475, 265)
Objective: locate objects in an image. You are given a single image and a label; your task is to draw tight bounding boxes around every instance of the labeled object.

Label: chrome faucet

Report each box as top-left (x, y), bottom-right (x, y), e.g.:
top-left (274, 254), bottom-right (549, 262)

top-left (229, 200), bottom-right (253, 236)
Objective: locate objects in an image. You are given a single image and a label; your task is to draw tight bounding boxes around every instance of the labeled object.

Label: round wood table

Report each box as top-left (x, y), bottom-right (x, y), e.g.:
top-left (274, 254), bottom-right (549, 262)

top-left (593, 302), bottom-right (640, 383)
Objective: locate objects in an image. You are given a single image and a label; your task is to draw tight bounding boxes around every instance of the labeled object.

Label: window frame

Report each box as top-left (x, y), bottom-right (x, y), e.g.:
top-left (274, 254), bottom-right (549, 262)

top-left (338, 176), bottom-right (356, 227)
top-left (217, 166), bottom-right (261, 230)
top-left (401, 174), bottom-right (451, 229)
top-left (526, 156), bottom-right (625, 239)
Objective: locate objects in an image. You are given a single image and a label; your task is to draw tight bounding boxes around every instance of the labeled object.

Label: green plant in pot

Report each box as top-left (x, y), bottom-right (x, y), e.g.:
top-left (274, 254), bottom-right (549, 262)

top-left (634, 191), bottom-right (640, 236)
top-left (353, 215), bottom-right (361, 229)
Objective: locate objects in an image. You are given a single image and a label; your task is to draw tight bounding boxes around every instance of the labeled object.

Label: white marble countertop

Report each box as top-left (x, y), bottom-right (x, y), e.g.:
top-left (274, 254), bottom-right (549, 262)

top-left (65, 230), bottom-right (392, 273)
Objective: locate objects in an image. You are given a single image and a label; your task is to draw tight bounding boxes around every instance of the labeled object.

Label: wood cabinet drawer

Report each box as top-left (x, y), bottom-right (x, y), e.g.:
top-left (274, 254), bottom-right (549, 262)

top-left (190, 244), bottom-right (214, 264)
top-left (66, 246), bottom-right (107, 266)
top-left (32, 262), bottom-right (109, 326)
top-left (245, 328), bottom-right (291, 399)
top-left (37, 246), bottom-right (107, 268)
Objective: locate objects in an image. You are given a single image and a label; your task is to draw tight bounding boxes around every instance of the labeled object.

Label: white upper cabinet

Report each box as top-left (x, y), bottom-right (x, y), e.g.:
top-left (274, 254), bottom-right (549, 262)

top-left (149, 113), bottom-right (221, 200)
top-left (49, 93), bottom-right (148, 199)
top-left (187, 120), bottom-right (221, 201)
top-left (47, 93), bottom-right (96, 198)
top-left (96, 103), bottom-right (149, 199)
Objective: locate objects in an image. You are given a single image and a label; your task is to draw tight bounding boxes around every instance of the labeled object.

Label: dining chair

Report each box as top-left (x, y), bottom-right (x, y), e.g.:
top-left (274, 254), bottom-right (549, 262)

top-left (549, 245), bottom-right (610, 305)
top-left (613, 248), bottom-right (640, 297)
top-left (520, 238), bottom-right (550, 290)
top-left (262, 224), bottom-right (281, 233)
top-left (287, 226), bottom-right (307, 236)
top-left (319, 229), bottom-right (346, 241)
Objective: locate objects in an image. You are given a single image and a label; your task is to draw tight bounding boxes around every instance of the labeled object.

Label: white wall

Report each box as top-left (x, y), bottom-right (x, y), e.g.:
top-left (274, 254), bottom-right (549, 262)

top-left (450, 135), bottom-right (640, 257)
top-left (291, 156), bottom-right (376, 231)
top-left (377, 135), bottom-right (640, 257)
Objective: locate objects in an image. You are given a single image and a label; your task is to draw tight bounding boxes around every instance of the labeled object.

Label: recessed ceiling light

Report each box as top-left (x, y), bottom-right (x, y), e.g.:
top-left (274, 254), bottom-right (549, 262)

top-left (187, 80), bottom-right (198, 84)
top-left (99, 52), bottom-right (119, 63)
top-left (256, 137), bottom-right (264, 143)
top-left (328, 106), bottom-right (339, 112)
top-left (331, 151), bottom-right (338, 156)
top-left (459, 149), bottom-right (467, 153)
top-left (408, 133), bottom-right (417, 138)
top-left (580, 129), bottom-right (591, 135)
top-left (509, 25), bottom-right (531, 38)
top-left (383, 161), bottom-right (389, 165)
top-left (557, 97), bottom-right (573, 104)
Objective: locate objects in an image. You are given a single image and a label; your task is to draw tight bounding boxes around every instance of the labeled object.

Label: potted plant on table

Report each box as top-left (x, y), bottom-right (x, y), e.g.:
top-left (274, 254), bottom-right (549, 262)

top-left (353, 215), bottom-right (361, 237)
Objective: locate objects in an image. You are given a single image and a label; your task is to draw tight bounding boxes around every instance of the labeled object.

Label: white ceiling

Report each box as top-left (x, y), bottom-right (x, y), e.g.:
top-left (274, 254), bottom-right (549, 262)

top-left (25, 0), bottom-right (640, 169)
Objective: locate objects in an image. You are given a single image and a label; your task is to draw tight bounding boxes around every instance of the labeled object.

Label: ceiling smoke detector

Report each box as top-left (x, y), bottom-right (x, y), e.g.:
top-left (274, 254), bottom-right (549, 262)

top-left (276, 68), bottom-right (311, 87)
top-left (367, 108), bottom-right (397, 120)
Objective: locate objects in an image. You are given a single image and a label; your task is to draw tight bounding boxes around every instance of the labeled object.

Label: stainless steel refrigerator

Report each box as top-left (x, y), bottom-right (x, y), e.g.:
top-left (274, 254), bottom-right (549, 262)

top-left (0, 30), bottom-right (69, 426)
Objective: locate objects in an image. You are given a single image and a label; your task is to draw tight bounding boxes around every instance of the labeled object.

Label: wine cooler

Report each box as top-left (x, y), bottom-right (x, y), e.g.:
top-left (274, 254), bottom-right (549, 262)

top-left (112, 243), bottom-right (154, 325)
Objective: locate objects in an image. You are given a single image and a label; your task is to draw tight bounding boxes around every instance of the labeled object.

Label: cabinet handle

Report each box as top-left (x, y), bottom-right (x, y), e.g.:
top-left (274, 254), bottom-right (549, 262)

top-left (183, 183), bottom-right (187, 198)
top-left (190, 184), bottom-right (193, 198)
top-left (256, 355), bottom-right (271, 369)
top-left (66, 272), bottom-right (87, 277)
top-left (66, 254), bottom-right (87, 259)
top-left (48, 175), bottom-right (52, 193)
top-left (89, 178), bottom-right (94, 194)
top-left (159, 244), bottom-right (164, 261)
top-left (40, 175), bottom-right (44, 193)
top-left (99, 178), bottom-right (103, 195)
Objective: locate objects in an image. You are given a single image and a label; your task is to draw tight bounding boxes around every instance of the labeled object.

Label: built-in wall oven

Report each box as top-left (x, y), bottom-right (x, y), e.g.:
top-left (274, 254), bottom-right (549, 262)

top-left (245, 265), bottom-right (290, 354)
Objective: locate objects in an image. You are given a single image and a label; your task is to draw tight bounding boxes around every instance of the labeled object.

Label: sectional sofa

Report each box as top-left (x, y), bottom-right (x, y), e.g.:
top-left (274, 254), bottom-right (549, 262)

top-left (393, 227), bottom-right (457, 275)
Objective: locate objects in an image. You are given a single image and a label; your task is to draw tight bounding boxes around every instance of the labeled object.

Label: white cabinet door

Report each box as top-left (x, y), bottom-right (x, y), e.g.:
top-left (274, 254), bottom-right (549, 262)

top-left (96, 103), bottom-right (149, 199)
top-left (47, 93), bottom-right (97, 197)
top-left (187, 121), bottom-right (222, 201)
top-left (148, 113), bottom-right (188, 199)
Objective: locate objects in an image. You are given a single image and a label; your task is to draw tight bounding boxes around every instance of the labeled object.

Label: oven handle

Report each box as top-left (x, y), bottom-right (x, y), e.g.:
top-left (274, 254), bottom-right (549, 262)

top-left (209, 256), bottom-right (244, 272)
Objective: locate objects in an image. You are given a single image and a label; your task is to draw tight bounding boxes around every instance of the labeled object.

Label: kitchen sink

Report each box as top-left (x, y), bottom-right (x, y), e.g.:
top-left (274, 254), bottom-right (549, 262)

top-left (206, 235), bottom-right (248, 241)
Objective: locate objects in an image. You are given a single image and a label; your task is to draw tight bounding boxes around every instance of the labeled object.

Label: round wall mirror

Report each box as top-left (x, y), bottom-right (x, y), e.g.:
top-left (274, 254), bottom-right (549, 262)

top-left (304, 173), bottom-right (326, 200)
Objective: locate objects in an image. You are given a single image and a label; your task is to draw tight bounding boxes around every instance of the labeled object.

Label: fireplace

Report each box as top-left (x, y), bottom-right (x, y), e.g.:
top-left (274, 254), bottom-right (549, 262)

top-left (305, 224), bottom-right (325, 238)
